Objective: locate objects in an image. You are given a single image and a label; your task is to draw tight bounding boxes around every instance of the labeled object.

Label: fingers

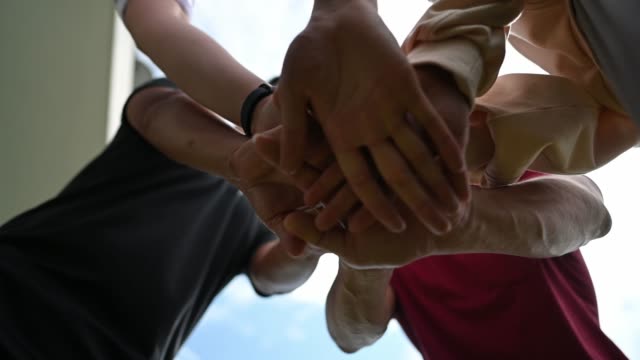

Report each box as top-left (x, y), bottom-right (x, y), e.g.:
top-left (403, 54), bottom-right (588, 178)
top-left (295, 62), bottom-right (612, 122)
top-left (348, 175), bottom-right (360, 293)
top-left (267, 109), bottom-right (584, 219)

top-left (305, 123), bottom-right (334, 170)
top-left (408, 90), bottom-right (465, 176)
top-left (284, 211), bottom-right (347, 257)
top-left (279, 232), bottom-right (309, 258)
top-left (254, 130), bottom-right (322, 190)
top-left (304, 162), bottom-right (343, 206)
top-left (314, 185), bottom-right (359, 231)
top-left (253, 128), bottom-right (281, 165)
top-left (277, 87), bottom-right (309, 174)
top-left (450, 169), bottom-right (471, 204)
top-left (336, 150), bottom-right (406, 233)
top-left (347, 207), bottom-right (377, 233)
top-left (369, 141), bottom-right (451, 235)
top-left (391, 118), bottom-right (459, 214)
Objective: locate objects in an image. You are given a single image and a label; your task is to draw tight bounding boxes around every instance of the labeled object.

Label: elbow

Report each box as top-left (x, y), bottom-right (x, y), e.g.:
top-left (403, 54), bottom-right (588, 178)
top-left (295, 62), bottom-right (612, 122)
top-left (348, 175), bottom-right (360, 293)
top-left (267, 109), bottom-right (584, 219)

top-left (336, 343), bottom-right (360, 355)
top-left (331, 330), bottom-right (384, 354)
top-left (533, 214), bottom-right (611, 259)
top-left (594, 207), bottom-right (613, 240)
top-left (127, 87), bottom-right (182, 139)
top-left (328, 319), bottom-right (387, 354)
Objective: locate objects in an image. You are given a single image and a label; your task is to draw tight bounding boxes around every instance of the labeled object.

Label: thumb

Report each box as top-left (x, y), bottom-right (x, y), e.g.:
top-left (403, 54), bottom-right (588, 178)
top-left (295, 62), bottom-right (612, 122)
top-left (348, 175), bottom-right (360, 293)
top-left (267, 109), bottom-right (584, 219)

top-left (284, 211), bottom-right (347, 257)
top-left (280, 233), bottom-right (309, 258)
top-left (254, 127), bottom-right (282, 166)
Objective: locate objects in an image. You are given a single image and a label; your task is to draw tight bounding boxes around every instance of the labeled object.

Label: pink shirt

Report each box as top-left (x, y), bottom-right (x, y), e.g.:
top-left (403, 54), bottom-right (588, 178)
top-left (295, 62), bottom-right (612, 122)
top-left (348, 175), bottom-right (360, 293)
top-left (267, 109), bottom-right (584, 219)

top-left (390, 171), bottom-right (625, 359)
top-left (391, 250), bottom-right (627, 359)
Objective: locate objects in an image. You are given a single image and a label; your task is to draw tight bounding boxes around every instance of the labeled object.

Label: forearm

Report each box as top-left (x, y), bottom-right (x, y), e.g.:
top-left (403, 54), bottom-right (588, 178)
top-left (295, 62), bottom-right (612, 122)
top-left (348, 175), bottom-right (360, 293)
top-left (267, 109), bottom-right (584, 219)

top-left (471, 73), bottom-right (640, 186)
top-left (326, 262), bottom-right (393, 353)
top-left (249, 241), bottom-right (320, 295)
top-left (128, 87), bottom-right (245, 179)
top-left (124, 0), bottom-right (263, 126)
top-left (313, 0), bottom-right (376, 11)
top-left (437, 175), bottom-right (611, 258)
top-left (403, 0), bottom-right (523, 102)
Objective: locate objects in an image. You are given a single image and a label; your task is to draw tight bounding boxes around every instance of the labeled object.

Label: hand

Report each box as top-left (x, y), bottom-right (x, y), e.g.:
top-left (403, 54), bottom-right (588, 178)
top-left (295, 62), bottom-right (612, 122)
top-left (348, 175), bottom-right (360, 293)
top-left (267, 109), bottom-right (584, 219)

top-left (282, 198), bottom-right (473, 269)
top-left (229, 126), bottom-right (324, 257)
top-left (302, 65), bottom-right (472, 233)
top-left (256, 93), bottom-right (378, 233)
top-left (272, 0), bottom-right (466, 234)
top-left (251, 94), bottom-right (282, 135)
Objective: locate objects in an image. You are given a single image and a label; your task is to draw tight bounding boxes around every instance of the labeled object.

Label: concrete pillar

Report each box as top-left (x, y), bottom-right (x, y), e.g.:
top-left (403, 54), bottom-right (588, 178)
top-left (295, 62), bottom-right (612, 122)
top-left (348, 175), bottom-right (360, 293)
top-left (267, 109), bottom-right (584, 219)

top-left (0, 1), bottom-right (134, 223)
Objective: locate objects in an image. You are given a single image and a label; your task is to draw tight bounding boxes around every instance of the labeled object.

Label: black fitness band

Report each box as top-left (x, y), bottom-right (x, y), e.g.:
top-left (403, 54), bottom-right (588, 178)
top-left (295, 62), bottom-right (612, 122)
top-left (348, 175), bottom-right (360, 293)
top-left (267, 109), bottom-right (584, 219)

top-left (241, 83), bottom-right (274, 138)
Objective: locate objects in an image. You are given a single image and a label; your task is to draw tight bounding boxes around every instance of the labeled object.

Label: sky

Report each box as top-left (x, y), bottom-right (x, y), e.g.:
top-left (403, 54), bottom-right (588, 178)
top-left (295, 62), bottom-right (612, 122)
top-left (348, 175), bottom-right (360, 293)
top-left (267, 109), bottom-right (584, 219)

top-left (143, 1), bottom-right (640, 359)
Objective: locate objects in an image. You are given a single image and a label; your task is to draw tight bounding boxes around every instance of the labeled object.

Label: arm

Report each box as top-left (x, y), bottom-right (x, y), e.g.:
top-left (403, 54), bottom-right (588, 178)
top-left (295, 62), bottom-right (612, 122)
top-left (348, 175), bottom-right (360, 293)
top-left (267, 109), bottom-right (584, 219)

top-left (127, 84), bottom-right (321, 293)
top-left (320, 175), bottom-right (608, 353)
top-left (122, 0), bottom-right (263, 127)
top-left (326, 262), bottom-right (394, 353)
top-left (284, 174), bottom-right (611, 269)
top-left (470, 73), bottom-right (640, 186)
top-left (438, 174), bottom-right (612, 258)
top-left (249, 241), bottom-right (321, 295)
top-left (272, 0), bottom-right (468, 235)
top-left (403, 0), bottom-right (524, 102)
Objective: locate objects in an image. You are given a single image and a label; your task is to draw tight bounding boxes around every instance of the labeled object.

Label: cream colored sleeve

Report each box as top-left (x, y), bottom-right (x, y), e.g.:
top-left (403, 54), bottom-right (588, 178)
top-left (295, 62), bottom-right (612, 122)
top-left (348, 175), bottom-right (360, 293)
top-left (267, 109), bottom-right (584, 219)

top-left (402, 0), bottom-right (523, 103)
top-left (470, 74), bottom-right (639, 187)
top-left (465, 0), bottom-right (640, 186)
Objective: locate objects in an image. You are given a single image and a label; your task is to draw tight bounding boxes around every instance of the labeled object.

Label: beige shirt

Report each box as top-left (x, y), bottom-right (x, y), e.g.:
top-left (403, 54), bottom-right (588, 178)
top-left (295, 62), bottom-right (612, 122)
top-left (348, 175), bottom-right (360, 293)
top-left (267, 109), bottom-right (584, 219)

top-left (403, 0), bottom-right (639, 185)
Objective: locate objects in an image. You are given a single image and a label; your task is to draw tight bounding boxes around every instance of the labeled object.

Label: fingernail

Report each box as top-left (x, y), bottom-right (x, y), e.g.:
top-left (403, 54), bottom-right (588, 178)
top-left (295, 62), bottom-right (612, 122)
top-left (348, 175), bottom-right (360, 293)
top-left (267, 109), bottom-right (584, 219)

top-left (282, 164), bottom-right (297, 175)
top-left (431, 220), bottom-right (451, 235)
top-left (446, 199), bottom-right (460, 214)
top-left (390, 220), bottom-right (406, 233)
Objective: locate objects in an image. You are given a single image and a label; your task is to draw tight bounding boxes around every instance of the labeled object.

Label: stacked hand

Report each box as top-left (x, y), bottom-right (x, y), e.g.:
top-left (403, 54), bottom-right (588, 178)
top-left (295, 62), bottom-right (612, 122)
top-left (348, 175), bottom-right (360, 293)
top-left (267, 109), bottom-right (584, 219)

top-left (268, 0), bottom-right (470, 235)
top-left (228, 96), bottom-right (330, 257)
top-left (298, 65), bottom-right (472, 234)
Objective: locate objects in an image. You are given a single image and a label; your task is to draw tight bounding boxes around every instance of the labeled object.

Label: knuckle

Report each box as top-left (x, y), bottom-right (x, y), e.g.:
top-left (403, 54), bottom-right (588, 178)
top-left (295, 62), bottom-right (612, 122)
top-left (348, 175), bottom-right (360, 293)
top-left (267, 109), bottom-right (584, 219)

top-left (413, 199), bottom-right (436, 218)
top-left (406, 145), bottom-right (431, 165)
top-left (348, 170), bottom-right (375, 189)
top-left (386, 171), bottom-right (414, 189)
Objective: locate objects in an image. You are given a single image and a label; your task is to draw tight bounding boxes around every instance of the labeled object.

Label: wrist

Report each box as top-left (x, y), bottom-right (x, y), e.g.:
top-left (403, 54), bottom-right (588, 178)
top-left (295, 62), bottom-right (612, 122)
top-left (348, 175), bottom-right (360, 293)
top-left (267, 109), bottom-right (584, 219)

top-left (414, 65), bottom-right (469, 107)
top-left (314, 0), bottom-right (376, 9)
top-left (251, 95), bottom-right (277, 135)
top-left (413, 64), bottom-right (471, 147)
top-left (429, 188), bottom-right (485, 255)
top-left (312, 0), bottom-right (377, 20)
top-left (339, 260), bottom-right (393, 285)
top-left (241, 83), bottom-right (274, 137)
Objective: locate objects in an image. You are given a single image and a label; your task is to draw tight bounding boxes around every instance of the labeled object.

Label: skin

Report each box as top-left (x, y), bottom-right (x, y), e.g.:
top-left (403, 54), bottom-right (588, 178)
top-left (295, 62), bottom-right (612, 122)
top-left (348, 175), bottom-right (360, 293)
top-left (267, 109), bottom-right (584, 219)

top-left (125, 85), bottom-right (322, 295)
top-left (303, 65), bottom-right (471, 233)
top-left (308, 174), bottom-right (611, 353)
top-left (272, 0), bottom-right (470, 234)
top-left (283, 173), bottom-right (611, 268)
top-left (123, 0), bottom-right (470, 235)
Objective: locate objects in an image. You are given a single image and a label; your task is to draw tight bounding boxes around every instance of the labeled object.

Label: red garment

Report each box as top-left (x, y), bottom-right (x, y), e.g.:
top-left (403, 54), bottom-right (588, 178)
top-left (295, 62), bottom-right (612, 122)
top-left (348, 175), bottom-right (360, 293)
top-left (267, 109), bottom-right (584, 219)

top-left (391, 173), bottom-right (626, 359)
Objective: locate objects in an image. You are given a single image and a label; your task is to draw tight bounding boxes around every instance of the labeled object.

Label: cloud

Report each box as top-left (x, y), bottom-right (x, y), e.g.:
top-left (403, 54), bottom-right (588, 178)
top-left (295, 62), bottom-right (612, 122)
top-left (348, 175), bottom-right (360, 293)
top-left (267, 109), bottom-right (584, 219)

top-left (387, 319), bottom-right (402, 335)
top-left (403, 344), bottom-right (422, 360)
top-left (200, 304), bottom-right (231, 324)
top-left (285, 325), bottom-right (306, 342)
top-left (175, 347), bottom-right (201, 360)
top-left (378, 0), bottom-right (427, 42)
top-left (286, 254), bottom-right (339, 306)
top-left (223, 277), bottom-right (259, 306)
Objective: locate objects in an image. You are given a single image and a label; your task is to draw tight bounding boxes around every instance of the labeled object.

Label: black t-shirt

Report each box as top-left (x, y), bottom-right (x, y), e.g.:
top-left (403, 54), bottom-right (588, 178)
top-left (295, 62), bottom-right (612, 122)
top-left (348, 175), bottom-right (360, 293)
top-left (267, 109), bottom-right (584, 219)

top-left (0, 79), bottom-right (274, 359)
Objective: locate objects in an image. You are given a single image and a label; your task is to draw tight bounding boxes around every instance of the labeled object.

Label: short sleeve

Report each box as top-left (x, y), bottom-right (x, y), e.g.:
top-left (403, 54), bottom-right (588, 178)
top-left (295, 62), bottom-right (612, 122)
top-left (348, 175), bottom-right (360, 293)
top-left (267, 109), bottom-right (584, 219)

top-left (114, 0), bottom-right (128, 17)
